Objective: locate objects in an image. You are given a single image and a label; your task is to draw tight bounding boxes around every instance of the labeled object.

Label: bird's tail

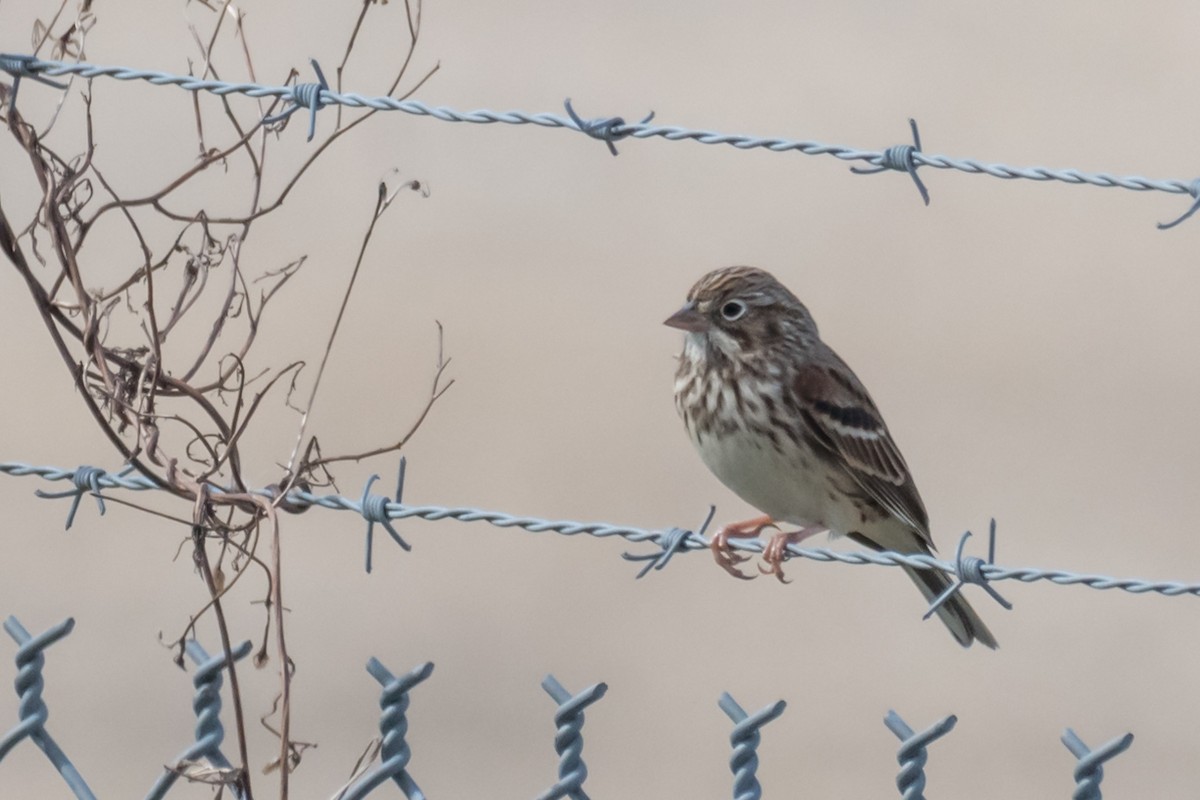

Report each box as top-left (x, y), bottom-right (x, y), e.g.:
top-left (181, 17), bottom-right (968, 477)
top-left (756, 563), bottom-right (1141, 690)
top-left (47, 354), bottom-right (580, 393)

top-left (901, 564), bottom-right (999, 649)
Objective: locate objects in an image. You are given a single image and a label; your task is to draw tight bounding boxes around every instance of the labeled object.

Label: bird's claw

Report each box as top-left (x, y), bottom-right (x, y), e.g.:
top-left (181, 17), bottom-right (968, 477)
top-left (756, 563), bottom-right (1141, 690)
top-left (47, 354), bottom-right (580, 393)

top-left (759, 526), bottom-right (825, 585)
top-left (757, 558), bottom-right (792, 583)
top-left (713, 546), bottom-right (756, 580)
top-left (710, 517), bottom-right (790, 582)
top-left (758, 534), bottom-right (792, 583)
top-left (710, 522), bottom-right (769, 581)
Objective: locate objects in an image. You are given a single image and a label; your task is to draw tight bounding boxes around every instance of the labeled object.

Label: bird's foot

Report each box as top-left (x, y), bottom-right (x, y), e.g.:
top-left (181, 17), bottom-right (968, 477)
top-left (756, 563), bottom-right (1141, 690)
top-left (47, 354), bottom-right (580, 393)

top-left (758, 525), bottom-right (826, 583)
top-left (710, 515), bottom-right (776, 580)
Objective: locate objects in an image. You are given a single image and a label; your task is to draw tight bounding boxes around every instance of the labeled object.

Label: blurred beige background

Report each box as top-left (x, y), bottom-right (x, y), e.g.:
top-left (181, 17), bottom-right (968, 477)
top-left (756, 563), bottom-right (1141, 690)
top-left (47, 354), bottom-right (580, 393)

top-left (2, 0), bottom-right (1200, 797)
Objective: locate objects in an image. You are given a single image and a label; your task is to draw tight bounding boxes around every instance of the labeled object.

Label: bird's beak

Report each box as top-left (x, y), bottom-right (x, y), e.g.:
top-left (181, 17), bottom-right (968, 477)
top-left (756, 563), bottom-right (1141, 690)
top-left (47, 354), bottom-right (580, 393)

top-left (664, 302), bottom-right (708, 333)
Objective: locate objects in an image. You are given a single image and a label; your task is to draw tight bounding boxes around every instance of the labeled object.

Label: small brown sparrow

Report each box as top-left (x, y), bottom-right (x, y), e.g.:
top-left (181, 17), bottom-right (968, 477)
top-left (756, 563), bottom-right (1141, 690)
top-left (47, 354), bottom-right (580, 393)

top-left (666, 266), bottom-right (996, 648)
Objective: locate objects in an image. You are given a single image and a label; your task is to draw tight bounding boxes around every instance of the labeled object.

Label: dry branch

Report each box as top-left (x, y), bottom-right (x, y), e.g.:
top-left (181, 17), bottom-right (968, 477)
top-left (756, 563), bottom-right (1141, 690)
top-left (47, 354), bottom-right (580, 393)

top-left (0, 2), bottom-right (445, 796)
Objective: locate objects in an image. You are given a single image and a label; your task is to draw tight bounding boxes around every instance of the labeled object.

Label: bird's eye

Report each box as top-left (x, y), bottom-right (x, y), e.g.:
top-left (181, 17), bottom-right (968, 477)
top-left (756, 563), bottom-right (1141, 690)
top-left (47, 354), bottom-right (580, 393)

top-left (720, 300), bottom-right (747, 321)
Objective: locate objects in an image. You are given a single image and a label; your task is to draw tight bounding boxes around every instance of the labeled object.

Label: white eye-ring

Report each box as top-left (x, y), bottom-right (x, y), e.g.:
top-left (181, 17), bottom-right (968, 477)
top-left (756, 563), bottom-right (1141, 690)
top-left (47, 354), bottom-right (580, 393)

top-left (720, 300), bottom-right (747, 321)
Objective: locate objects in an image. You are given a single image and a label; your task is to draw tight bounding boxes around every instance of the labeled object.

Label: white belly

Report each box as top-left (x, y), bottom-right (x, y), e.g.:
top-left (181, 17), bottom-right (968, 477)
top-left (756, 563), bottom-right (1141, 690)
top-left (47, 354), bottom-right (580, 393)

top-left (690, 424), bottom-right (837, 529)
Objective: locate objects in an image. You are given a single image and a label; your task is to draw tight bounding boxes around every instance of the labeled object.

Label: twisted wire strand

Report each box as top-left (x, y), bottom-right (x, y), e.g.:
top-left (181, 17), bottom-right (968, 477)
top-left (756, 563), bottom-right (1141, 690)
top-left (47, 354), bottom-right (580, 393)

top-left (338, 659), bottom-right (434, 800)
top-left (145, 639), bottom-right (252, 800)
top-left (1061, 729), bottom-right (1135, 800)
top-left (719, 693), bottom-right (788, 800)
top-left (0, 611), bottom-right (1142, 800)
top-left (1, 55), bottom-right (1197, 219)
top-left (0, 617), bottom-right (96, 800)
top-left (537, 676), bottom-right (608, 800)
top-left (885, 711), bottom-right (958, 800)
top-left (7, 461), bottom-right (1200, 601)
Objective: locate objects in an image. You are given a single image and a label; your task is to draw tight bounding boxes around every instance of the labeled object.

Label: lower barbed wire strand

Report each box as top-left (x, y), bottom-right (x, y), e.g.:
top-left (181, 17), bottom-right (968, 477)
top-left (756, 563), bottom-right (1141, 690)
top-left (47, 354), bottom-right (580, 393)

top-left (4, 461), bottom-right (1200, 599)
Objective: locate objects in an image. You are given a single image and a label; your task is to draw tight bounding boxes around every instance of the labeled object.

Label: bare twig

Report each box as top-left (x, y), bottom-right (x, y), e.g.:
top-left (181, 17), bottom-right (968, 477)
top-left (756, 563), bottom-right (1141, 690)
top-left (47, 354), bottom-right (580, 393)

top-left (190, 508), bottom-right (255, 800)
top-left (305, 321), bottom-right (453, 471)
top-left (2, 5), bottom-right (444, 792)
top-left (282, 175), bottom-right (429, 479)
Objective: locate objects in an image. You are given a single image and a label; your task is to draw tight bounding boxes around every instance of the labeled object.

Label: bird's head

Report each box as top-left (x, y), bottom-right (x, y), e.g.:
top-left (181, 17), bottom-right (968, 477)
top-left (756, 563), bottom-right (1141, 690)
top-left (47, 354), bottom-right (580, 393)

top-left (664, 266), bottom-right (818, 358)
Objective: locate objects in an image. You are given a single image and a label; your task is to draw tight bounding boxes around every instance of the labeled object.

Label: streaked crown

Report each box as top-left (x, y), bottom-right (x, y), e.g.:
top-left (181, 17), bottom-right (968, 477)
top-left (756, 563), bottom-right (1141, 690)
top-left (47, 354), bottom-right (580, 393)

top-left (677, 266), bottom-right (819, 353)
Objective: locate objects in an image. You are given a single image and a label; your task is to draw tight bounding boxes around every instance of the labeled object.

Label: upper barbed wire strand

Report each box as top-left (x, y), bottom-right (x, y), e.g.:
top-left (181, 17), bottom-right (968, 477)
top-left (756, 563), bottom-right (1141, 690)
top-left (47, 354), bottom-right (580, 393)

top-left (1, 55), bottom-right (1197, 225)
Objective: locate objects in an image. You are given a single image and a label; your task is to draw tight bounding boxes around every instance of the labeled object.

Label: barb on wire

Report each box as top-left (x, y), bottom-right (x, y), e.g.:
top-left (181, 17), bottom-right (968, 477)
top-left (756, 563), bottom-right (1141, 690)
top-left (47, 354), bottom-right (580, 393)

top-left (563, 98), bottom-right (655, 156)
top-left (34, 464), bottom-right (108, 530)
top-left (1158, 177), bottom-right (1200, 230)
top-left (2, 54), bottom-right (1199, 226)
top-left (1061, 728), bottom-right (1134, 800)
top-left (360, 458), bottom-right (413, 574)
top-left (622, 505), bottom-right (714, 578)
top-left (4, 462), bottom-right (159, 492)
top-left (851, 118), bottom-right (931, 205)
top-left (923, 519), bottom-right (1013, 622)
top-left (262, 58), bottom-right (331, 142)
top-left (537, 675), bottom-right (608, 800)
top-left (0, 53), bottom-right (67, 111)
top-left (146, 638), bottom-right (253, 800)
top-left (6, 460), bottom-right (1200, 602)
top-left (885, 710), bottom-right (958, 800)
top-left (719, 692), bottom-right (787, 800)
top-left (339, 658), bottom-right (434, 800)
top-left (0, 617), bottom-right (95, 800)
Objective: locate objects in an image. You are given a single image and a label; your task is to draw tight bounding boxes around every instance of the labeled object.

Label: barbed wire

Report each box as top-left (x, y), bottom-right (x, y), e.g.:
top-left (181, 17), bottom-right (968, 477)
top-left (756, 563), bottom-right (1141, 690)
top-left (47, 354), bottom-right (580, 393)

top-left (5, 460), bottom-right (1200, 623)
top-left (0, 614), bottom-right (1136, 799)
top-left (2, 53), bottom-right (1199, 228)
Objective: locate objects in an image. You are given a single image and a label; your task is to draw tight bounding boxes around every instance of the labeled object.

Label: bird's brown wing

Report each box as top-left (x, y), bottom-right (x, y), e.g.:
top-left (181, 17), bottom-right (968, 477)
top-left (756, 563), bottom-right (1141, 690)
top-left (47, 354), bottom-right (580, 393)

top-left (792, 355), bottom-right (933, 547)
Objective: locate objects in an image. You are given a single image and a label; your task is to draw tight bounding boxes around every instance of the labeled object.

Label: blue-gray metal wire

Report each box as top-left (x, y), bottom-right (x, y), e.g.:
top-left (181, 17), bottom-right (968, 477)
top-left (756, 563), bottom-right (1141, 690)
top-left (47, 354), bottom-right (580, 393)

top-left (32, 464), bottom-right (111, 529)
top-left (537, 676), bottom-right (608, 800)
top-left (885, 710), bottom-right (958, 800)
top-left (2, 54), bottom-right (1199, 225)
top-left (145, 638), bottom-right (253, 800)
top-left (0, 611), bottom-right (1145, 799)
top-left (1062, 728), bottom-right (1135, 800)
top-left (7, 460), bottom-right (1200, 605)
top-left (0, 616), bottom-right (96, 800)
top-left (361, 463), bottom-right (412, 575)
top-left (339, 658), bottom-right (434, 800)
top-left (719, 693), bottom-right (787, 800)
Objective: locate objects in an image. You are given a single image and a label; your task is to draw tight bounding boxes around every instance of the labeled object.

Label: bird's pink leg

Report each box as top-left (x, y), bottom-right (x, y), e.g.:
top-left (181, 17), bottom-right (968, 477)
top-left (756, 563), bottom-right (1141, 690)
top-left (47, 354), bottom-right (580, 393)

top-left (759, 526), bottom-right (826, 583)
top-left (711, 515), bottom-right (776, 580)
